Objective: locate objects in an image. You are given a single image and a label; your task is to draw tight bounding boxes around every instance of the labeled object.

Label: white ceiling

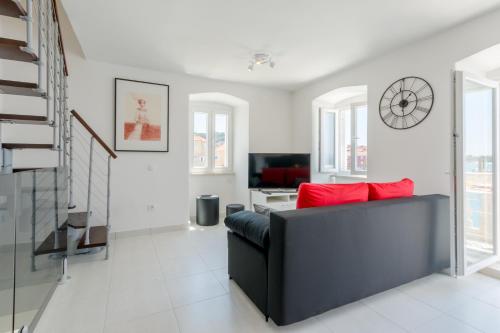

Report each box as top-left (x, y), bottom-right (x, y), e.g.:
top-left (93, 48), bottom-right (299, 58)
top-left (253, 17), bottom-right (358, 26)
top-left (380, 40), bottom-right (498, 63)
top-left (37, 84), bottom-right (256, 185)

top-left (61, 0), bottom-right (500, 91)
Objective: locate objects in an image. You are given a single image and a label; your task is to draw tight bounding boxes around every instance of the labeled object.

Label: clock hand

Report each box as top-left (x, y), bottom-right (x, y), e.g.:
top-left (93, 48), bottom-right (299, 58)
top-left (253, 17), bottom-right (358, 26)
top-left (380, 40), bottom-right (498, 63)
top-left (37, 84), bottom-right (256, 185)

top-left (391, 100), bottom-right (416, 107)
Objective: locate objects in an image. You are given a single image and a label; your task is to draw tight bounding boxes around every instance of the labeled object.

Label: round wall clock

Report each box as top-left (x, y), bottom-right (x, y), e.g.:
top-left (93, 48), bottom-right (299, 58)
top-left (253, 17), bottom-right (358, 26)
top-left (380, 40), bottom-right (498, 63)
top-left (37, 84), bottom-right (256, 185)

top-left (379, 76), bottom-right (434, 130)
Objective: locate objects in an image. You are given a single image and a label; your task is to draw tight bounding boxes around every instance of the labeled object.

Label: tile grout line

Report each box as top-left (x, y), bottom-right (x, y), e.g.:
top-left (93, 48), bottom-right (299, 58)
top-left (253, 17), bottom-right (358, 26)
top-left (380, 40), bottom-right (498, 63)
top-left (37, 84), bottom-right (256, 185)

top-left (359, 297), bottom-right (423, 333)
top-left (395, 284), bottom-right (487, 333)
top-left (150, 233), bottom-right (182, 332)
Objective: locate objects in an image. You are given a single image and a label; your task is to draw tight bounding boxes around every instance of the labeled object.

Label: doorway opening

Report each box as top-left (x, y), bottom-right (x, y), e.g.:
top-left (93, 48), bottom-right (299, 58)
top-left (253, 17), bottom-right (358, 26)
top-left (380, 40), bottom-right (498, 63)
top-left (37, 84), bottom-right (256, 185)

top-left (455, 44), bottom-right (500, 278)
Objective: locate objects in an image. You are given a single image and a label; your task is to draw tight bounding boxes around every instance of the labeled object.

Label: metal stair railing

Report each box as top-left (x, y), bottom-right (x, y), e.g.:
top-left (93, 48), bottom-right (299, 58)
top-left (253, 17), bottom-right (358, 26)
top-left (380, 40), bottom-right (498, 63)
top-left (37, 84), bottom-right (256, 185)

top-left (68, 110), bottom-right (117, 259)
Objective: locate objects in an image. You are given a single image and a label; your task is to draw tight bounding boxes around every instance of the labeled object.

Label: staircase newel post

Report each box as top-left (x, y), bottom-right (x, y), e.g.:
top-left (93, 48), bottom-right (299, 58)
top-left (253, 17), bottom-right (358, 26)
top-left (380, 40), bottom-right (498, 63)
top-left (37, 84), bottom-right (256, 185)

top-left (105, 154), bottom-right (111, 260)
top-left (68, 114), bottom-right (75, 208)
top-left (85, 137), bottom-right (95, 245)
top-left (37, 0), bottom-right (43, 90)
top-left (46, 0), bottom-right (51, 121)
top-left (53, 20), bottom-right (60, 162)
top-left (2, 149), bottom-right (13, 174)
top-left (25, 0), bottom-right (33, 50)
top-left (62, 75), bottom-right (67, 168)
top-left (31, 171), bottom-right (37, 271)
top-left (0, 125), bottom-right (3, 173)
top-left (58, 51), bottom-right (64, 166)
top-left (53, 168), bottom-right (60, 249)
top-left (52, 16), bottom-right (59, 153)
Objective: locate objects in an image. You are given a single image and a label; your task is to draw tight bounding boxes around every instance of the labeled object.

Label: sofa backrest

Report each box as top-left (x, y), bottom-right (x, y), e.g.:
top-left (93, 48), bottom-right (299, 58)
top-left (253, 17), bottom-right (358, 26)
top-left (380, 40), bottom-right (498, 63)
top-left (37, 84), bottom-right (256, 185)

top-left (268, 194), bottom-right (450, 325)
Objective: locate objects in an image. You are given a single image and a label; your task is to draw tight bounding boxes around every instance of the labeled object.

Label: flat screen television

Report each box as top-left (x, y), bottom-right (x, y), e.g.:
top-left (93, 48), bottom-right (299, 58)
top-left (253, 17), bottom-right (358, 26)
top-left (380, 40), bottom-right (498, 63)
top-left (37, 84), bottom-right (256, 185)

top-left (248, 153), bottom-right (311, 189)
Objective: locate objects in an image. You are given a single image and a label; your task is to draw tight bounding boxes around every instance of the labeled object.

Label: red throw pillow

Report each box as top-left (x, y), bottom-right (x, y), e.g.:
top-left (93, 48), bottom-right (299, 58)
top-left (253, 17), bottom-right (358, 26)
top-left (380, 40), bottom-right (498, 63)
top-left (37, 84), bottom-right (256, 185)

top-left (368, 178), bottom-right (414, 201)
top-left (296, 183), bottom-right (369, 209)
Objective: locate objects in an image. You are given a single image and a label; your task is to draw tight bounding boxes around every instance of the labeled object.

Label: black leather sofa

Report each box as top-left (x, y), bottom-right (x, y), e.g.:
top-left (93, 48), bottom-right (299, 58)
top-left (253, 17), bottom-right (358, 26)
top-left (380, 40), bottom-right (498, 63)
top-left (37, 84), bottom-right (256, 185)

top-left (225, 194), bottom-right (450, 326)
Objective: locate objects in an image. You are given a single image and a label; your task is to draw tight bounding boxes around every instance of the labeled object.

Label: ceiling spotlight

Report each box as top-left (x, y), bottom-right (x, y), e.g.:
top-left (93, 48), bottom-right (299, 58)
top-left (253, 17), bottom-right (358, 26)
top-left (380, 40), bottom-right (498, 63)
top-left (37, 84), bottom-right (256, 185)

top-left (247, 53), bottom-right (275, 72)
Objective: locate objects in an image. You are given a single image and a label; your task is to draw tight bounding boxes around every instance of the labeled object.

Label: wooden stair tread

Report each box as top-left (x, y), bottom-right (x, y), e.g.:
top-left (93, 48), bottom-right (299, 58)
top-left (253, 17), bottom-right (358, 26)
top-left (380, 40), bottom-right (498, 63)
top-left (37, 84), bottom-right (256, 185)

top-left (0, 79), bottom-right (43, 97)
top-left (0, 0), bottom-right (27, 18)
top-left (0, 113), bottom-right (47, 122)
top-left (2, 143), bottom-right (52, 149)
top-left (0, 37), bottom-right (37, 62)
top-left (13, 168), bottom-right (42, 173)
top-left (78, 226), bottom-right (108, 249)
top-left (68, 212), bottom-right (87, 229)
top-left (34, 230), bottom-right (67, 256)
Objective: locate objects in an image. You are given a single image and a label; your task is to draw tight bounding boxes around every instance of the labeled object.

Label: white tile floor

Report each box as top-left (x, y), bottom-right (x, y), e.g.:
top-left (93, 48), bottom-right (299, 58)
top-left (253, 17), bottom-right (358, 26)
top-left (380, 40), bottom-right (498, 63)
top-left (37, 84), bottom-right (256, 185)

top-left (34, 224), bottom-right (500, 333)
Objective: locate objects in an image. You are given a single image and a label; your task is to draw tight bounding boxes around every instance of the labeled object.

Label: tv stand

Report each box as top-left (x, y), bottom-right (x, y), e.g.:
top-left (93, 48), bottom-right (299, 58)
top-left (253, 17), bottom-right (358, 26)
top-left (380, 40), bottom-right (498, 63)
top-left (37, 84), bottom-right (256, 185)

top-left (251, 189), bottom-right (298, 211)
top-left (259, 189), bottom-right (297, 195)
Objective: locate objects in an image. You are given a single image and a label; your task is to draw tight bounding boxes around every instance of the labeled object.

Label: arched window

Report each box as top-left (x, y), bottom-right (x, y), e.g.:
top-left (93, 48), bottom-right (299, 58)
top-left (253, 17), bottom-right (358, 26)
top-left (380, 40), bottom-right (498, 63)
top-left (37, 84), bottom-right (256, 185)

top-left (315, 86), bottom-right (367, 176)
top-left (191, 101), bottom-right (233, 173)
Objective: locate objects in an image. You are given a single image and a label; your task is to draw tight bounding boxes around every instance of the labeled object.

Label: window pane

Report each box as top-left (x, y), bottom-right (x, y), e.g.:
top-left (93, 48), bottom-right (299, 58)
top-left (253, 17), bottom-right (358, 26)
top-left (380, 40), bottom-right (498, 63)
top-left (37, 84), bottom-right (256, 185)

top-left (214, 113), bottom-right (228, 168)
top-left (341, 109), bottom-right (351, 172)
top-left (193, 112), bottom-right (208, 168)
top-left (320, 110), bottom-right (336, 171)
top-left (354, 105), bottom-right (368, 172)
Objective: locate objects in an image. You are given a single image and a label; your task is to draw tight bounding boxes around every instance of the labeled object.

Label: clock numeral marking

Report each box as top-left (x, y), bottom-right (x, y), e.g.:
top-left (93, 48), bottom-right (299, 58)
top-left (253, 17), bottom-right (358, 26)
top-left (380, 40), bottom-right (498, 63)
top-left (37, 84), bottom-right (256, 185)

top-left (380, 104), bottom-right (391, 111)
top-left (383, 112), bottom-right (393, 122)
top-left (409, 113), bottom-right (419, 124)
top-left (402, 116), bottom-right (408, 128)
top-left (415, 83), bottom-right (429, 95)
top-left (409, 77), bottom-right (417, 91)
top-left (417, 95), bottom-right (433, 102)
top-left (389, 85), bottom-right (398, 95)
top-left (391, 115), bottom-right (399, 128)
top-left (401, 78), bottom-right (405, 91)
top-left (415, 106), bottom-right (430, 113)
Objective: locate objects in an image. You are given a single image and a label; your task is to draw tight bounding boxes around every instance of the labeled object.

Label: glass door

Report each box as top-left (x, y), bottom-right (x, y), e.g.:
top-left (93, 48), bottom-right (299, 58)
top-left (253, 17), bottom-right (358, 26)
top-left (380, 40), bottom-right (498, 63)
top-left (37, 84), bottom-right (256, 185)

top-left (455, 71), bottom-right (500, 276)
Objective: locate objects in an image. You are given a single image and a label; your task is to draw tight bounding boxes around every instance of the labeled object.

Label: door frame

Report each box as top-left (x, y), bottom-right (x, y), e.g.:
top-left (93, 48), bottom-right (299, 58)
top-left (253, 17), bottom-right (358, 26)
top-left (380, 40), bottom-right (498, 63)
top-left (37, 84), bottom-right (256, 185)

top-left (454, 70), bottom-right (500, 276)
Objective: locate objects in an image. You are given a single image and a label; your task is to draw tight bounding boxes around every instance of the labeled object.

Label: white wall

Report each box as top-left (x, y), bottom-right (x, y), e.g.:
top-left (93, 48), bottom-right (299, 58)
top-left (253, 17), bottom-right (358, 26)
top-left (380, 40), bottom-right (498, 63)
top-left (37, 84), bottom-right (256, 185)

top-left (292, 8), bottom-right (500, 195)
top-left (0, 6), bottom-right (292, 232)
top-left (59, 18), bottom-right (291, 232)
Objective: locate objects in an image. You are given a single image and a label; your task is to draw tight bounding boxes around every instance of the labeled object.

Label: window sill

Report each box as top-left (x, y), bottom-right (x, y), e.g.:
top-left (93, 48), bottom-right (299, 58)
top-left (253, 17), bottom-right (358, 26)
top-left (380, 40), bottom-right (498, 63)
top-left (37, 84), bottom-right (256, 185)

top-left (190, 171), bottom-right (235, 176)
top-left (322, 173), bottom-right (368, 180)
top-left (336, 174), bottom-right (367, 179)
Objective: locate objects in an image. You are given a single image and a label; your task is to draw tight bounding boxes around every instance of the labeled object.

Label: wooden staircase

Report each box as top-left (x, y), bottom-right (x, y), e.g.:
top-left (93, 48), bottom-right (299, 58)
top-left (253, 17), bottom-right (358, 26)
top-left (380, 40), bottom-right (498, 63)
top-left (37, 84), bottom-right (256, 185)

top-left (0, 0), bottom-right (26, 18)
top-left (0, 37), bottom-right (38, 62)
top-left (0, 79), bottom-right (44, 97)
top-left (0, 113), bottom-right (48, 123)
top-left (1, 0), bottom-right (115, 261)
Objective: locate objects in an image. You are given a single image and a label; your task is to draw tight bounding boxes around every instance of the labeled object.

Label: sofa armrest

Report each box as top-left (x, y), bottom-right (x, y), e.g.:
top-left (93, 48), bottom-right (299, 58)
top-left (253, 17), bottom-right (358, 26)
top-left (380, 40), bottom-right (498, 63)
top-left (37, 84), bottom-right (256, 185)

top-left (224, 210), bottom-right (270, 249)
top-left (268, 194), bottom-right (450, 325)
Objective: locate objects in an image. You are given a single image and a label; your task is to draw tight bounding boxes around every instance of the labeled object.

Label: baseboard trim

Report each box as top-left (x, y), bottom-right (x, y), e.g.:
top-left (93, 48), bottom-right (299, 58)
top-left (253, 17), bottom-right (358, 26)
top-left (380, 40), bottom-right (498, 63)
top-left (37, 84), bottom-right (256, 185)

top-left (112, 224), bottom-right (190, 239)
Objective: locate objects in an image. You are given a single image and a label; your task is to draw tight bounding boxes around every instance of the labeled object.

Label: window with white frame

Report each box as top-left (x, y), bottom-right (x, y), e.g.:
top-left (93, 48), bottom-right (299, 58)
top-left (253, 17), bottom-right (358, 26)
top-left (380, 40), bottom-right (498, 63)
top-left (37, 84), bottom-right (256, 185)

top-left (319, 101), bottom-right (367, 175)
top-left (191, 102), bottom-right (232, 173)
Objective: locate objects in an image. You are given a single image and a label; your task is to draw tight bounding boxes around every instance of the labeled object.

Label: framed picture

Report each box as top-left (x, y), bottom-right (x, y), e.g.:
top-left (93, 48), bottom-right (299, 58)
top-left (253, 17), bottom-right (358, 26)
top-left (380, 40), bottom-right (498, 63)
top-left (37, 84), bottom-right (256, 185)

top-left (114, 78), bottom-right (169, 152)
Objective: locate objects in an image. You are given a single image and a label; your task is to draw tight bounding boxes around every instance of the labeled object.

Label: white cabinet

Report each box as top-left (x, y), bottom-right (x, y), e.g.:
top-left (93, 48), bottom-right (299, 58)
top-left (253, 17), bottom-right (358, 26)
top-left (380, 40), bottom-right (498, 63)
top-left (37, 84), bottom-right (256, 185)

top-left (250, 190), bottom-right (298, 211)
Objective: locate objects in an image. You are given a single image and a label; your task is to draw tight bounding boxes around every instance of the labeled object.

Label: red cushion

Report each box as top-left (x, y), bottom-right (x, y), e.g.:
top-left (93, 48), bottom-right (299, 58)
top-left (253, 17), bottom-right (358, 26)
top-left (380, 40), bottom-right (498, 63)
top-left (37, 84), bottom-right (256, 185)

top-left (296, 182), bottom-right (369, 209)
top-left (368, 178), bottom-right (414, 201)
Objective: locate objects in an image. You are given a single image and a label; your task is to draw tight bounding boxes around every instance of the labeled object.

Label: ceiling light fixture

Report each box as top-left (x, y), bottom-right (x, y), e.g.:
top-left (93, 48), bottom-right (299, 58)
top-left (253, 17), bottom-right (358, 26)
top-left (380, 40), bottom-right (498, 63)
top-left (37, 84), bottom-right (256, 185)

top-left (248, 53), bottom-right (275, 72)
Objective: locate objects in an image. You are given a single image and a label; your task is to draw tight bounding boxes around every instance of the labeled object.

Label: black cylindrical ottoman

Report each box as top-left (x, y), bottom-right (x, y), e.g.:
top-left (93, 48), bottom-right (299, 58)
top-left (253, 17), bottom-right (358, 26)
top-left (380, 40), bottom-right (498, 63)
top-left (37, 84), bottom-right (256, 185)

top-left (226, 204), bottom-right (244, 217)
top-left (196, 195), bottom-right (219, 226)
